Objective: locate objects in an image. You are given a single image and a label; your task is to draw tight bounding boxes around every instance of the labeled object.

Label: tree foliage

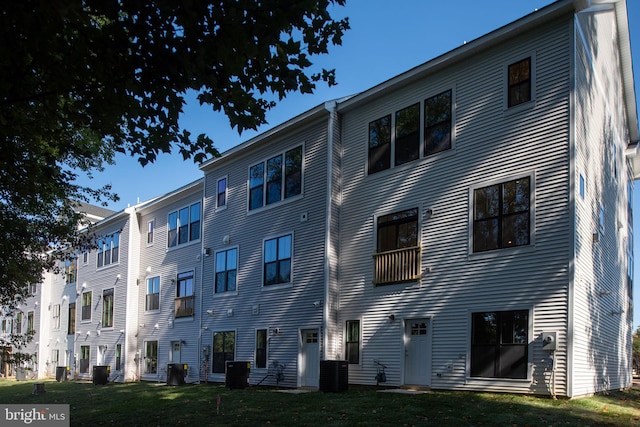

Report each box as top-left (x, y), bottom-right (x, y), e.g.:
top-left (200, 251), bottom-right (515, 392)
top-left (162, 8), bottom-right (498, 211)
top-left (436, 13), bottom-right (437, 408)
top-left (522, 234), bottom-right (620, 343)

top-left (0, 0), bottom-right (349, 308)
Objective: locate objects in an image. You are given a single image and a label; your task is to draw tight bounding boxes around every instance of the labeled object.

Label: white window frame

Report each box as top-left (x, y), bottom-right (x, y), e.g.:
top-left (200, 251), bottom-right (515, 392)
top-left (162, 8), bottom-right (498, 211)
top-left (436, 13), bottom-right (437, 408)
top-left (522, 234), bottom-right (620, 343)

top-left (147, 219), bottom-right (155, 246)
top-left (503, 53), bottom-right (536, 113)
top-left (101, 287), bottom-right (114, 329)
top-left (262, 232), bottom-right (294, 289)
top-left (97, 231), bottom-right (120, 269)
top-left (214, 247), bottom-right (239, 294)
top-left (52, 304), bottom-right (61, 330)
top-left (167, 202), bottom-right (201, 248)
top-left (145, 276), bottom-right (161, 312)
top-left (216, 176), bottom-right (228, 211)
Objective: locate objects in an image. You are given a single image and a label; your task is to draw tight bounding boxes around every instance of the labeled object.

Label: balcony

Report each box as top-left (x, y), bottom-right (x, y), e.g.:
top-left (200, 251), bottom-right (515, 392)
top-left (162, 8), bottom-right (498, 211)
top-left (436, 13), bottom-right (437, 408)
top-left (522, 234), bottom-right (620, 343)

top-left (372, 246), bottom-right (421, 285)
top-left (174, 295), bottom-right (195, 318)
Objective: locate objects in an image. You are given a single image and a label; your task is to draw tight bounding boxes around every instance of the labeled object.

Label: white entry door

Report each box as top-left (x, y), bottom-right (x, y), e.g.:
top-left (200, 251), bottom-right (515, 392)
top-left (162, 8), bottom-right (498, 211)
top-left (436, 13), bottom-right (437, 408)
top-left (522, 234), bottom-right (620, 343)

top-left (300, 329), bottom-right (319, 387)
top-left (404, 319), bottom-right (431, 386)
top-left (171, 341), bottom-right (181, 363)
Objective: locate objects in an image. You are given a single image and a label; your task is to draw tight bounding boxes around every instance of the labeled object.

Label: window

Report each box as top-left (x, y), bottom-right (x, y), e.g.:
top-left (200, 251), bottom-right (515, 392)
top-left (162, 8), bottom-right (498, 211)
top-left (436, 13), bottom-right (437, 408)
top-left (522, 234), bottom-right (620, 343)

top-left (97, 232), bottom-right (120, 268)
top-left (52, 304), bottom-right (60, 329)
top-left (67, 303), bottom-right (76, 335)
top-left (424, 90), bottom-right (452, 156)
top-left (598, 204), bottom-right (605, 234)
top-left (213, 331), bottom-right (235, 373)
top-left (255, 329), bottom-right (267, 369)
top-left (368, 115), bottom-right (391, 174)
top-left (175, 271), bottom-right (194, 318)
top-left (249, 146), bottom-right (303, 210)
top-left (215, 248), bottom-right (238, 293)
top-left (264, 234), bottom-right (292, 286)
top-left (395, 104), bottom-right (420, 166)
top-left (579, 174), bottom-right (585, 199)
top-left (27, 311), bottom-right (34, 334)
top-left (168, 202), bottom-right (201, 247)
top-left (83, 251), bottom-right (88, 265)
top-left (147, 219), bottom-right (154, 245)
top-left (345, 320), bottom-right (360, 364)
top-left (217, 177), bottom-right (227, 209)
top-left (81, 291), bottom-right (92, 321)
top-left (15, 312), bottom-right (22, 335)
top-left (80, 345), bottom-right (90, 374)
top-left (116, 344), bottom-right (122, 371)
top-left (508, 57), bottom-right (531, 107)
top-left (374, 208), bottom-right (420, 285)
top-left (471, 310), bottom-right (529, 379)
top-left (28, 283), bottom-right (37, 295)
top-left (146, 277), bottom-right (160, 311)
top-left (64, 259), bottom-right (76, 284)
top-left (102, 288), bottom-right (114, 328)
top-left (473, 177), bottom-right (530, 253)
top-left (51, 349), bottom-right (59, 366)
top-left (145, 341), bottom-right (158, 374)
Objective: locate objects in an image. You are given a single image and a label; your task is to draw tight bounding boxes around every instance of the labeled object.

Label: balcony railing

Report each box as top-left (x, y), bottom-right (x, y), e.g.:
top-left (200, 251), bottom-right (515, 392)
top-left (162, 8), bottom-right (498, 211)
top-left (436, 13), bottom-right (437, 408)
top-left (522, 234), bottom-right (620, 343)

top-left (372, 246), bottom-right (421, 285)
top-left (174, 295), bottom-right (195, 318)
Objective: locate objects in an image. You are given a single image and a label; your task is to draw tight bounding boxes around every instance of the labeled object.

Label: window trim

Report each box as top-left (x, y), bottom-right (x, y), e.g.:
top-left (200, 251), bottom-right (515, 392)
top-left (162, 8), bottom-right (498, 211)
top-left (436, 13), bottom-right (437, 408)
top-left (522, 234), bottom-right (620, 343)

top-left (145, 276), bottom-right (161, 312)
top-left (255, 328), bottom-right (268, 369)
top-left (504, 54), bottom-right (536, 113)
top-left (144, 340), bottom-right (158, 375)
top-left (247, 144), bottom-right (304, 213)
top-left (167, 202), bottom-right (202, 249)
top-left (216, 176), bottom-right (228, 211)
top-left (67, 302), bottom-right (76, 335)
top-left (467, 308), bottom-right (532, 381)
top-left (212, 330), bottom-right (236, 374)
top-left (81, 291), bottom-right (92, 322)
top-left (262, 233), bottom-right (294, 289)
top-left (96, 231), bottom-right (120, 269)
top-left (214, 247), bottom-right (239, 294)
top-left (345, 319), bottom-right (361, 364)
top-left (367, 88), bottom-right (455, 176)
top-left (147, 219), bottom-right (155, 246)
top-left (52, 304), bottom-right (61, 330)
top-left (469, 172), bottom-right (535, 257)
top-left (102, 287), bottom-right (114, 329)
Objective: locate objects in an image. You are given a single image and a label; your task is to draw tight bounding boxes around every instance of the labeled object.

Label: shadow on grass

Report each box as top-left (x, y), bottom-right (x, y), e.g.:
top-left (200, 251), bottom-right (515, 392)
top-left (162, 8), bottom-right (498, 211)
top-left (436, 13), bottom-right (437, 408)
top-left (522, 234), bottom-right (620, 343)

top-left (0, 379), bottom-right (638, 426)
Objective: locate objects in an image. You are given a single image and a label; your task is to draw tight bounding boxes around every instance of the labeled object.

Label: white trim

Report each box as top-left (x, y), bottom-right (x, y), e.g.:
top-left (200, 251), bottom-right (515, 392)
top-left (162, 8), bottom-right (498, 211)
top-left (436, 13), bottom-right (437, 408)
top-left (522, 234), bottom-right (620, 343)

top-left (261, 232), bottom-right (294, 290)
top-left (503, 52), bottom-right (537, 114)
top-left (215, 175), bottom-right (228, 212)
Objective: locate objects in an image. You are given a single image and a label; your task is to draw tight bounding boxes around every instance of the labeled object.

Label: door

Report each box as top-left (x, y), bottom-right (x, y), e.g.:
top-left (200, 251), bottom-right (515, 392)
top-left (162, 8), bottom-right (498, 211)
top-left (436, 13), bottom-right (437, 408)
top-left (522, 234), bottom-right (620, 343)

top-left (300, 329), bottom-right (319, 387)
top-left (171, 341), bottom-right (181, 363)
top-left (404, 319), bottom-right (431, 386)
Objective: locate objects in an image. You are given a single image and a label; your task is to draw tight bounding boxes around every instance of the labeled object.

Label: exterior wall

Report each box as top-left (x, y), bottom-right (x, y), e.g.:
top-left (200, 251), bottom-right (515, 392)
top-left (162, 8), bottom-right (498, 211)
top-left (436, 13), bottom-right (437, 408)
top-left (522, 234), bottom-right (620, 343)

top-left (200, 112), bottom-right (330, 387)
top-left (135, 182), bottom-right (204, 383)
top-left (337, 16), bottom-right (573, 395)
top-left (571, 5), bottom-right (634, 397)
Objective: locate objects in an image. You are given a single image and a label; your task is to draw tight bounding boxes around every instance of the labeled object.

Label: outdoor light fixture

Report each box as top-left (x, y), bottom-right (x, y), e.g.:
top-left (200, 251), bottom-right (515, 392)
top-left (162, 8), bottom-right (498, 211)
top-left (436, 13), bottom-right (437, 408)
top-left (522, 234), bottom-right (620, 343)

top-left (388, 314), bottom-right (396, 321)
top-left (206, 309), bottom-right (214, 316)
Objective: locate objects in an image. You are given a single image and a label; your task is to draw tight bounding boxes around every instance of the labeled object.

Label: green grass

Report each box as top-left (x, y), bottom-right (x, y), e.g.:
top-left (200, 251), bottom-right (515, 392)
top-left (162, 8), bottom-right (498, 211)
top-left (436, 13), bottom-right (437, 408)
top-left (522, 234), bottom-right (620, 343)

top-left (0, 379), bottom-right (638, 426)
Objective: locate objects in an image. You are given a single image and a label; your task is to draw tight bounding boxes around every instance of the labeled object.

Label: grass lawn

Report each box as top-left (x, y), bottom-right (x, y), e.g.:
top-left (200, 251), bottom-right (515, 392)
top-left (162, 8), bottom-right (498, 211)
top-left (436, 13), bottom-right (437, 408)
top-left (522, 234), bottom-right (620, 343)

top-left (0, 379), bottom-right (638, 426)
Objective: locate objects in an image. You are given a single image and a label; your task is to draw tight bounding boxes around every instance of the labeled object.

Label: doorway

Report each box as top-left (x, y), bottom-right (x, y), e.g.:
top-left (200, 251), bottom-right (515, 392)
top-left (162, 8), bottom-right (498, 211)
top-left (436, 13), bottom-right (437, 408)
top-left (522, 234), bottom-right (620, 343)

top-left (404, 319), bottom-right (431, 386)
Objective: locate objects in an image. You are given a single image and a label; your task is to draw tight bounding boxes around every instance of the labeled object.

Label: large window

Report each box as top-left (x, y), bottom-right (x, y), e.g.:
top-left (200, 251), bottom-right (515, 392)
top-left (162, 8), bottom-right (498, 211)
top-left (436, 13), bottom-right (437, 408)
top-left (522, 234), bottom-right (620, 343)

top-left (255, 329), bottom-right (267, 369)
top-left (345, 320), bottom-right (360, 364)
top-left (473, 177), bottom-right (530, 253)
top-left (97, 232), bottom-right (119, 268)
top-left (368, 90), bottom-right (453, 175)
top-left (249, 146), bottom-right (303, 210)
top-left (213, 331), bottom-right (235, 373)
top-left (374, 208), bottom-right (420, 285)
top-left (145, 341), bottom-right (158, 374)
top-left (508, 57), bottom-right (531, 107)
top-left (215, 248), bottom-right (238, 293)
top-left (264, 234), bottom-right (292, 286)
top-left (81, 291), bottom-right (92, 321)
top-left (471, 310), bottom-right (529, 379)
top-left (67, 303), bottom-right (76, 335)
top-left (146, 277), bottom-right (160, 311)
top-left (424, 90), bottom-right (452, 155)
top-left (175, 271), bottom-right (194, 318)
top-left (80, 345), bottom-right (90, 374)
top-left (102, 288), bottom-right (114, 328)
top-left (168, 202), bottom-right (201, 248)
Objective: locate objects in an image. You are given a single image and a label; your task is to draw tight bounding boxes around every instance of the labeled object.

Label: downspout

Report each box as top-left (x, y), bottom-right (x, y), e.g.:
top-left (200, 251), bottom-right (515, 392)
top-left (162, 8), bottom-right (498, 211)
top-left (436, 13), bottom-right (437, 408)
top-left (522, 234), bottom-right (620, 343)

top-left (197, 177), bottom-right (207, 383)
top-left (323, 100), bottom-right (338, 360)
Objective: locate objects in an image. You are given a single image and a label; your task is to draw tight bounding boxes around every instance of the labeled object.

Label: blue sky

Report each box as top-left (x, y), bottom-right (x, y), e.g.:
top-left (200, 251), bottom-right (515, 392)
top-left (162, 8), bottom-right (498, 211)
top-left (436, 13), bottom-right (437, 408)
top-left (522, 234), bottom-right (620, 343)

top-left (75, 1), bottom-right (640, 326)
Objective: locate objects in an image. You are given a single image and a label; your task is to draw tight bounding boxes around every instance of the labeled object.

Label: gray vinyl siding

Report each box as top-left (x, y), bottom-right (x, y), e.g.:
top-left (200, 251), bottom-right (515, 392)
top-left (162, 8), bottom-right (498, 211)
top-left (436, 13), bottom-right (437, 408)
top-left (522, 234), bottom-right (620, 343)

top-left (338, 16), bottom-right (572, 394)
top-left (135, 184), bottom-right (204, 383)
top-left (201, 113), bottom-right (330, 387)
top-left (572, 7), bottom-right (633, 397)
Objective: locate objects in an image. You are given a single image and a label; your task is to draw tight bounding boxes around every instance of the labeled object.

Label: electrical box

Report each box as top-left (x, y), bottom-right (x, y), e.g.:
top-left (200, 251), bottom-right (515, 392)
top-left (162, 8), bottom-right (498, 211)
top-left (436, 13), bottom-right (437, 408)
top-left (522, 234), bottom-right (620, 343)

top-left (542, 332), bottom-right (557, 351)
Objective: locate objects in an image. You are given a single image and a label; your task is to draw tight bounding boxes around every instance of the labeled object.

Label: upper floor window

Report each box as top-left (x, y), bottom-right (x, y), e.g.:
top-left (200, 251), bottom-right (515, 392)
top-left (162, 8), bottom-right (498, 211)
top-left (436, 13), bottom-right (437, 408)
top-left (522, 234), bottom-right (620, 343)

top-left (508, 57), bottom-right (531, 107)
top-left (374, 208), bottom-right (420, 285)
top-left (147, 219), bottom-right (155, 245)
top-left (264, 234), bottom-right (292, 286)
top-left (68, 302), bottom-right (76, 335)
top-left (168, 202), bottom-right (201, 248)
top-left (473, 176), bottom-right (530, 253)
top-left (28, 283), bottom-right (37, 295)
top-left (175, 271), bottom-right (194, 318)
top-left (249, 146), bottom-right (303, 210)
top-left (102, 288), bottom-right (114, 328)
top-left (217, 177), bottom-right (227, 209)
top-left (52, 304), bottom-right (61, 329)
top-left (215, 248), bottom-right (238, 293)
top-left (368, 90), bottom-right (453, 175)
top-left (146, 277), bottom-right (160, 311)
top-left (27, 311), bottom-right (34, 333)
top-left (97, 232), bottom-right (120, 268)
top-left (81, 291), bottom-right (92, 321)
top-left (64, 259), bottom-right (77, 284)
top-left (15, 312), bottom-right (22, 335)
